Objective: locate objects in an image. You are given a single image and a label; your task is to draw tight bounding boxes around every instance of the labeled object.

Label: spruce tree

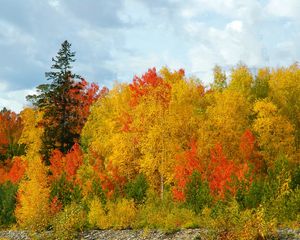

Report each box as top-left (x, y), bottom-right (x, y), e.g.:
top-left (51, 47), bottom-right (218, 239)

top-left (27, 40), bottom-right (82, 159)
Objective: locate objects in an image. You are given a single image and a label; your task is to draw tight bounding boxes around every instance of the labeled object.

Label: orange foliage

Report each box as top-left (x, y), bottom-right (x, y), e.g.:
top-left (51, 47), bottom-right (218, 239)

top-left (129, 68), bottom-right (171, 107)
top-left (91, 151), bottom-right (126, 198)
top-left (240, 129), bottom-right (255, 161)
top-left (119, 112), bottom-right (133, 132)
top-left (173, 139), bottom-right (202, 201)
top-left (67, 79), bottom-right (108, 135)
top-left (49, 143), bottom-right (83, 182)
top-left (0, 157), bottom-right (26, 184)
top-left (0, 109), bottom-right (23, 155)
top-left (64, 143), bottom-right (83, 180)
top-left (7, 157), bottom-right (27, 184)
top-left (49, 149), bottom-right (64, 180)
top-left (0, 165), bottom-right (8, 184)
top-left (50, 196), bottom-right (62, 215)
top-left (208, 144), bottom-right (250, 199)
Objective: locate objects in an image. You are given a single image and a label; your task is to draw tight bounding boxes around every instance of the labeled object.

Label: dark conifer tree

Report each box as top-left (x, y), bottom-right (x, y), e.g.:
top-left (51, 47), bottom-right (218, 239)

top-left (27, 40), bottom-right (82, 160)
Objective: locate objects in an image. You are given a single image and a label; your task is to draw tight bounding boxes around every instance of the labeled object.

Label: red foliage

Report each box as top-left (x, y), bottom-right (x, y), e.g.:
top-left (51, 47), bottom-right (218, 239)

top-left (119, 112), bottom-right (133, 132)
top-left (64, 143), bottom-right (83, 181)
top-left (49, 149), bottom-right (64, 180)
top-left (129, 68), bottom-right (171, 107)
top-left (93, 159), bottom-right (115, 198)
top-left (240, 129), bottom-right (255, 161)
top-left (173, 139), bottom-right (202, 201)
top-left (207, 144), bottom-right (250, 199)
top-left (0, 166), bottom-right (8, 184)
top-left (49, 143), bottom-right (83, 182)
top-left (7, 157), bottom-right (26, 183)
top-left (239, 129), bottom-right (263, 172)
top-left (67, 79), bottom-right (108, 136)
top-left (0, 109), bottom-right (23, 155)
top-left (0, 157), bottom-right (26, 184)
top-left (91, 151), bottom-right (126, 198)
top-left (50, 196), bottom-right (62, 215)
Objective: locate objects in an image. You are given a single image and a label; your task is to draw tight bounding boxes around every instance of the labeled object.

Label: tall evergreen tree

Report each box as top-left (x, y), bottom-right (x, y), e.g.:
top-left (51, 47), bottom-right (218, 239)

top-left (27, 40), bottom-right (82, 159)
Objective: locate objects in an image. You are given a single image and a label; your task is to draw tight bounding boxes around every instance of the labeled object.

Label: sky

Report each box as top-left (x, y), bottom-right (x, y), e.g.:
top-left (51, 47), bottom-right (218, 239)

top-left (1, 0), bottom-right (300, 112)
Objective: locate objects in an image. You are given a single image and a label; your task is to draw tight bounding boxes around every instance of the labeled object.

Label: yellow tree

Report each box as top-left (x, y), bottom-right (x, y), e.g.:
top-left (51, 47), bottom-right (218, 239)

top-left (15, 108), bottom-right (50, 230)
top-left (228, 64), bottom-right (253, 98)
top-left (18, 108), bottom-right (44, 155)
top-left (253, 99), bottom-right (295, 166)
top-left (210, 65), bottom-right (227, 91)
top-left (268, 64), bottom-right (300, 148)
top-left (15, 155), bottom-right (50, 230)
top-left (198, 89), bottom-right (251, 163)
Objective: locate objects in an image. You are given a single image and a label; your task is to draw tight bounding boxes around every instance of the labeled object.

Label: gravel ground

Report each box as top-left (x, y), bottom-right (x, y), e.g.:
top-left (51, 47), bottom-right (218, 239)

top-left (0, 228), bottom-right (299, 240)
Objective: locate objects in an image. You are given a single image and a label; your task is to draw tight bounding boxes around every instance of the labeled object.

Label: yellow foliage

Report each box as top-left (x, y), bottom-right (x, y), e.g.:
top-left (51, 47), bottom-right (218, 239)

top-left (253, 99), bottom-right (295, 165)
top-left (199, 202), bottom-right (277, 240)
top-left (268, 64), bottom-right (300, 148)
top-left (198, 89), bottom-right (251, 162)
top-left (229, 64), bottom-right (253, 97)
top-left (18, 108), bottom-right (44, 156)
top-left (107, 199), bottom-right (137, 229)
top-left (15, 156), bottom-right (50, 231)
top-left (87, 197), bottom-right (108, 229)
top-left (52, 203), bottom-right (86, 240)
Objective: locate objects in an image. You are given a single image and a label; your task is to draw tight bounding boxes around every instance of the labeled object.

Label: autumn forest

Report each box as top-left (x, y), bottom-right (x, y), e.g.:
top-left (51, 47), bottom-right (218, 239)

top-left (0, 41), bottom-right (300, 239)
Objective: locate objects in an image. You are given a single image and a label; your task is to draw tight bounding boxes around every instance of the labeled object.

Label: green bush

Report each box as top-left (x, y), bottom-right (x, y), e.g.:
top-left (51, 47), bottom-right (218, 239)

top-left (0, 181), bottom-right (18, 226)
top-left (290, 164), bottom-right (300, 190)
top-left (50, 174), bottom-right (82, 207)
top-left (125, 173), bottom-right (148, 204)
top-left (185, 171), bottom-right (212, 214)
top-left (236, 179), bottom-right (265, 209)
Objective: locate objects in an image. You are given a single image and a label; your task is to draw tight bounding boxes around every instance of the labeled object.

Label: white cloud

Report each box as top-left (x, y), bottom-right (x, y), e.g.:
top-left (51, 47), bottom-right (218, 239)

top-left (0, 88), bottom-right (36, 113)
top-left (266, 0), bottom-right (300, 19)
top-left (226, 20), bottom-right (243, 33)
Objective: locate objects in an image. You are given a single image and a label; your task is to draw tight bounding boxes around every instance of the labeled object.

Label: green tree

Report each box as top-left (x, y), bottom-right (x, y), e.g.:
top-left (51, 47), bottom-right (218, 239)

top-left (27, 40), bottom-right (82, 159)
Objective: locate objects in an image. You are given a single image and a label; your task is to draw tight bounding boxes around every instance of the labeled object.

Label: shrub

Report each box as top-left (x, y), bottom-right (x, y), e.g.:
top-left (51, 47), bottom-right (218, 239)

top-left (163, 207), bottom-right (198, 232)
top-left (199, 201), bottom-right (277, 240)
top-left (87, 197), bottom-right (108, 229)
top-left (185, 171), bottom-right (212, 214)
top-left (125, 173), bottom-right (148, 204)
top-left (290, 164), bottom-right (300, 190)
top-left (107, 198), bottom-right (137, 229)
top-left (134, 190), bottom-right (199, 231)
top-left (50, 174), bottom-right (82, 207)
top-left (0, 181), bottom-right (18, 226)
top-left (236, 178), bottom-right (265, 209)
top-left (52, 203), bottom-right (86, 240)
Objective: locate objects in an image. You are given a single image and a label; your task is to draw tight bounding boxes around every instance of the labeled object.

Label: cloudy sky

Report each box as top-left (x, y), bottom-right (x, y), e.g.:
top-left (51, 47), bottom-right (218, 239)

top-left (1, 0), bottom-right (300, 112)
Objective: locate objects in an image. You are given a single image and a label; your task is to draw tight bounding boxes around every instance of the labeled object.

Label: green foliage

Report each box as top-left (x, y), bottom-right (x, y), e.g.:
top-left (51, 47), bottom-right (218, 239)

top-left (185, 171), bottom-right (212, 214)
top-left (91, 179), bottom-right (107, 205)
top-left (236, 179), bottom-right (265, 209)
top-left (125, 173), bottom-right (148, 204)
top-left (263, 156), bottom-right (290, 201)
top-left (26, 40), bottom-right (82, 159)
top-left (0, 181), bottom-right (18, 226)
top-left (50, 174), bottom-right (82, 207)
top-left (251, 68), bottom-right (270, 100)
top-left (51, 203), bottom-right (86, 240)
top-left (290, 164), bottom-right (300, 190)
